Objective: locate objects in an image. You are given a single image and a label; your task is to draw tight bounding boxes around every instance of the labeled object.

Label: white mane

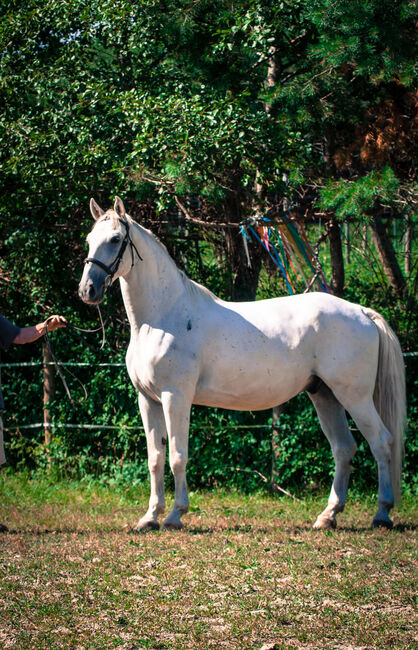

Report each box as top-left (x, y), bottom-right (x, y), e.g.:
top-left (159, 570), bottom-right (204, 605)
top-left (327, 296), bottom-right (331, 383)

top-left (128, 216), bottom-right (218, 303)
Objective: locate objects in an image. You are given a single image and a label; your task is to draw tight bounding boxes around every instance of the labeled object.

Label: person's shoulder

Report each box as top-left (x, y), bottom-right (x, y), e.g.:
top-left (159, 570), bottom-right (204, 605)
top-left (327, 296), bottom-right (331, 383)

top-left (0, 314), bottom-right (20, 349)
top-left (0, 314), bottom-right (18, 328)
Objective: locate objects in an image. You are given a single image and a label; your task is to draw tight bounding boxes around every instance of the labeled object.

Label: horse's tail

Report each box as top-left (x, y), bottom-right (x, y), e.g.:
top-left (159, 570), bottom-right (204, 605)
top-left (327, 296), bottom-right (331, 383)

top-left (363, 308), bottom-right (406, 505)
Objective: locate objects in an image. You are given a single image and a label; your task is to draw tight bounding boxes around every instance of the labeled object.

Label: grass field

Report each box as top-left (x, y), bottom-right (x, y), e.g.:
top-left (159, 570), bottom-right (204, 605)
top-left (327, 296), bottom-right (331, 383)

top-left (0, 473), bottom-right (416, 649)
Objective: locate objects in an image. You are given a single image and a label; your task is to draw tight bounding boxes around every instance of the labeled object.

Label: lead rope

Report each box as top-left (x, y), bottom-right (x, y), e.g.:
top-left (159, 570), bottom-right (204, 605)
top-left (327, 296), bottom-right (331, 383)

top-left (64, 305), bottom-right (107, 349)
top-left (97, 304), bottom-right (106, 350)
top-left (43, 304), bottom-right (107, 404)
top-left (43, 319), bottom-right (87, 405)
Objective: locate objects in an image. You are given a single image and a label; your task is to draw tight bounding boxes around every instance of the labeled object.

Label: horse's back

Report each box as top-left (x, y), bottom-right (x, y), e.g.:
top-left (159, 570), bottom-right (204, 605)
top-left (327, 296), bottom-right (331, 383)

top-left (209, 291), bottom-right (376, 353)
top-left (220, 291), bottom-right (368, 328)
top-left (192, 291), bottom-right (379, 410)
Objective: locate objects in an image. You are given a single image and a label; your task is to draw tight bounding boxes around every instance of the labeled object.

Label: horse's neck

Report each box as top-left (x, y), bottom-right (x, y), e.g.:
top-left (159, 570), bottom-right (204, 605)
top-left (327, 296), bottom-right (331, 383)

top-left (119, 223), bottom-right (188, 330)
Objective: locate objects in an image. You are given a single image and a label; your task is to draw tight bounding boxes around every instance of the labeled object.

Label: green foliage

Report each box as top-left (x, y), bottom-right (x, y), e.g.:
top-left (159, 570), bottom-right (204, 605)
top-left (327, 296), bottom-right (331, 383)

top-left (320, 167), bottom-right (400, 220)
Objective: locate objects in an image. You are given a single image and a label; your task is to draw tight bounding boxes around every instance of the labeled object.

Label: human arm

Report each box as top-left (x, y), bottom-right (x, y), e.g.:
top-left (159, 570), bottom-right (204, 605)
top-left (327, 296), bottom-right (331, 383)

top-left (13, 315), bottom-right (67, 345)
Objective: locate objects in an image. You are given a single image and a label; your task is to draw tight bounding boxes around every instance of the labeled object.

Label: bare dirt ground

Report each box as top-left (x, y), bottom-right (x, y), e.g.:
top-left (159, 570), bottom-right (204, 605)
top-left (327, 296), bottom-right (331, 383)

top-left (0, 476), bottom-right (416, 649)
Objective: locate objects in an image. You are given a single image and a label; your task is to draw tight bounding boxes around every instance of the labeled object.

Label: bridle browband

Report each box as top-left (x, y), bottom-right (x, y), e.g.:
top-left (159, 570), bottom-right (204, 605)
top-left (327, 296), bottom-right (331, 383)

top-left (84, 217), bottom-right (142, 287)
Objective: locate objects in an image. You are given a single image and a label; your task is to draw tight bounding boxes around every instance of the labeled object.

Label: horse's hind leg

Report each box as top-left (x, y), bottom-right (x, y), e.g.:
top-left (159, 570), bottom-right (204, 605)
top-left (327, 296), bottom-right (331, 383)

top-left (342, 399), bottom-right (395, 529)
top-left (308, 384), bottom-right (357, 530)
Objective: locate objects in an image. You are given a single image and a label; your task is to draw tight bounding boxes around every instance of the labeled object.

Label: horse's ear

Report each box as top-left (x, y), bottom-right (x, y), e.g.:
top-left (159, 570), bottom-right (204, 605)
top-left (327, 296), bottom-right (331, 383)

top-left (90, 198), bottom-right (104, 221)
top-left (114, 196), bottom-right (126, 219)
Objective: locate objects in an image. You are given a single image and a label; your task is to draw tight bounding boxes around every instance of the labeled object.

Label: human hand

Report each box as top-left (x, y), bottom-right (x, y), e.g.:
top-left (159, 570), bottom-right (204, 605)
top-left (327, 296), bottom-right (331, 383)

top-left (44, 315), bottom-right (68, 332)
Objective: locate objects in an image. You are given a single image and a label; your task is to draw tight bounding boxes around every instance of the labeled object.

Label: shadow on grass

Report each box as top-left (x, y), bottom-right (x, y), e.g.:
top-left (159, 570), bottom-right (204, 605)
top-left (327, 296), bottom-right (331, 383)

top-left (393, 522), bottom-right (418, 532)
top-left (1, 521), bottom-right (415, 536)
top-left (174, 520), bottom-right (417, 534)
top-left (0, 526), bottom-right (130, 536)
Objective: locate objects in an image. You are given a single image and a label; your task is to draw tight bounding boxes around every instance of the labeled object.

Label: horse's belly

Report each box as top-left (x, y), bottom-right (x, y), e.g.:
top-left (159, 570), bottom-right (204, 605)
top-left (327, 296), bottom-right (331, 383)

top-left (194, 354), bottom-right (310, 410)
top-left (193, 390), bottom-right (299, 411)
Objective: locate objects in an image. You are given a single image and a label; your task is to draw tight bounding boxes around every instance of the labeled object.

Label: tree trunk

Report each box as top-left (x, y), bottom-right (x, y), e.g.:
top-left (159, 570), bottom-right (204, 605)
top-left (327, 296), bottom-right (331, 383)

top-left (403, 213), bottom-right (412, 276)
top-left (369, 213), bottom-right (406, 297)
top-left (345, 221), bottom-right (351, 265)
top-left (224, 223), bottom-right (262, 300)
top-left (43, 342), bottom-right (55, 447)
top-left (363, 224), bottom-right (368, 253)
top-left (265, 45), bottom-right (280, 113)
top-left (327, 216), bottom-right (345, 297)
top-left (253, 46), bottom-right (280, 219)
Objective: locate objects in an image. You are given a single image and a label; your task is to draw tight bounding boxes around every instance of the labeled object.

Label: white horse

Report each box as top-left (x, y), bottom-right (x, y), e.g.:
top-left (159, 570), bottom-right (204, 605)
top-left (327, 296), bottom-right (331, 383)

top-left (78, 197), bottom-right (406, 531)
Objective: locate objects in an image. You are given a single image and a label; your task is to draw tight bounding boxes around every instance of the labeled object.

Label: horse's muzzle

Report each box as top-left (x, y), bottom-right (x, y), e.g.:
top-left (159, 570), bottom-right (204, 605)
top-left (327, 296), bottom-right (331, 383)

top-left (78, 278), bottom-right (106, 305)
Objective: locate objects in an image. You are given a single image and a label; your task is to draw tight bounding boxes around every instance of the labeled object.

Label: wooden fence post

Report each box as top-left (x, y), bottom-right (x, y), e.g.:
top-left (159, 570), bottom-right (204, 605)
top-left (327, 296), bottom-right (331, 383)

top-left (271, 405), bottom-right (284, 488)
top-left (42, 342), bottom-right (55, 447)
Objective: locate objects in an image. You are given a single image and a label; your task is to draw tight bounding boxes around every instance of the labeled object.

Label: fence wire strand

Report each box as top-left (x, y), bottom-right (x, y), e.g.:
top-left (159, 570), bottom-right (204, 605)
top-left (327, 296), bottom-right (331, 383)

top-left (2, 353), bottom-right (415, 433)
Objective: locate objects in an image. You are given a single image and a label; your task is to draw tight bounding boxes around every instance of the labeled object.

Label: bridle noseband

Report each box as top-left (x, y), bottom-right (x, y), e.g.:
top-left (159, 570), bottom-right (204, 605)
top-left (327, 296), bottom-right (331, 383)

top-left (84, 218), bottom-right (142, 287)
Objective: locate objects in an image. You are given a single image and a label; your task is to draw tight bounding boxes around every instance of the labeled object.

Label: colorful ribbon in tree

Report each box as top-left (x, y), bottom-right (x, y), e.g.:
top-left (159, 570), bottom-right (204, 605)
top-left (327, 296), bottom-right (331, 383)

top-left (240, 215), bottom-right (330, 294)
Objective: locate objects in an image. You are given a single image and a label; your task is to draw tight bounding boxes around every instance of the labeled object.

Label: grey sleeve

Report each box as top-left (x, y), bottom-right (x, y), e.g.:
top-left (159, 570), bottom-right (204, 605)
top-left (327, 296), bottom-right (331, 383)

top-left (0, 315), bottom-right (21, 349)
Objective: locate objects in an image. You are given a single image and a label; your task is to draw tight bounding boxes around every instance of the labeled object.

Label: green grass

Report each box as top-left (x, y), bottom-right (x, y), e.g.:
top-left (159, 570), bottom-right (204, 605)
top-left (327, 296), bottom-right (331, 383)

top-left (0, 473), bottom-right (416, 649)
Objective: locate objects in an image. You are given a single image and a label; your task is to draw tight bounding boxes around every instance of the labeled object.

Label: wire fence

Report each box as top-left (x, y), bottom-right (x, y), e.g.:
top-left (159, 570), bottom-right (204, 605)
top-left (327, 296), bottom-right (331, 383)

top-left (2, 350), bottom-right (417, 368)
top-left (1, 362), bottom-right (125, 367)
top-left (2, 352), bottom-right (416, 433)
top-left (3, 422), bottom-right (271, 432)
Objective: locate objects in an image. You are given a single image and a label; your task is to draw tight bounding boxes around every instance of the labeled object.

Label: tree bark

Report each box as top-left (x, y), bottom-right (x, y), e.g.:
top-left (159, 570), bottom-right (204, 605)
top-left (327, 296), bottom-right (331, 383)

top-left (403, 213), bottom-right (412, 276)
top-left (253, 45), bottom-right (280, 218)
top-left (265, 45), bottom-right (280, 113)
top-left (345, 221), bottom-right (351, 265)
top-left (369, 213), bottom-right (406, 297)
top-left (327, 216), bottom-right (345, 297)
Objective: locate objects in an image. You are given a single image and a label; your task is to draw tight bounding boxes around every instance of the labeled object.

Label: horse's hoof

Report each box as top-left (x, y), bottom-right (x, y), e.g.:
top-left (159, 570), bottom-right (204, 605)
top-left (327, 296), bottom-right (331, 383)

top-left (0, 523), bottom-right (8, 533)
top-left (133, 520), bottom-right (160, 532)
top-left (372, 518), bottom-right (393, 530)
top-left (161, 520), bottom-right (183, 531)
top-left (313, 516), bottom-right (337, 530)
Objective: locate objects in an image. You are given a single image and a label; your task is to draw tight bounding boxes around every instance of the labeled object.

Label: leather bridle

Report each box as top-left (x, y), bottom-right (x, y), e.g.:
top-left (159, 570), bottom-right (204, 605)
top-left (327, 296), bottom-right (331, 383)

top-left (84, 218), bottom-right (142, 288)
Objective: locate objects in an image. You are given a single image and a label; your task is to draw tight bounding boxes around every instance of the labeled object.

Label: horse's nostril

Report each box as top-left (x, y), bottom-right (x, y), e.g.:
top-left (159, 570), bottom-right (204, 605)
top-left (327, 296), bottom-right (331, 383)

top-left (78, 281), bottom-right (96, 301)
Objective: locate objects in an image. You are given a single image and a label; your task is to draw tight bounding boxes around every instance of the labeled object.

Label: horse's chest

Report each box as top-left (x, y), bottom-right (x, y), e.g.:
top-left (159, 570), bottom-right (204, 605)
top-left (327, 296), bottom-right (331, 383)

top-left (126, 329), bottom-right (197, 399)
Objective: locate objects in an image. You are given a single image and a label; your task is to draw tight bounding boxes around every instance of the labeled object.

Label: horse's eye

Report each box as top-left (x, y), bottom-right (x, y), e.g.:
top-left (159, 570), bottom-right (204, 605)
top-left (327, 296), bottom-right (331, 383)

top-left (110, 235), bottom-right (121, 244)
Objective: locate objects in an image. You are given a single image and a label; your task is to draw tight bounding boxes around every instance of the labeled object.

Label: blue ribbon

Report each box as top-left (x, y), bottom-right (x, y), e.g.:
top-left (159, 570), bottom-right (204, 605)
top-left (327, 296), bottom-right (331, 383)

top-left (248, 226), bottom-right (294, 295)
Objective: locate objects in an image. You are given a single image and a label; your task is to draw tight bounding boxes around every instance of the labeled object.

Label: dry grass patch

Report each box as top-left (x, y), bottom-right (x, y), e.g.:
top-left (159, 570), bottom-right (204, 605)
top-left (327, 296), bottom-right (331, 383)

top-left (0, 475), bottom-right (416, 649)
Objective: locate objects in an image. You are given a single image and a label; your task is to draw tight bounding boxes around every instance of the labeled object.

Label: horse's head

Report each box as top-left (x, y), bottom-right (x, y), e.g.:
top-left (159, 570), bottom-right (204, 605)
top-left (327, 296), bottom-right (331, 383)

top-left (78, 197), bottom-right (139, 304)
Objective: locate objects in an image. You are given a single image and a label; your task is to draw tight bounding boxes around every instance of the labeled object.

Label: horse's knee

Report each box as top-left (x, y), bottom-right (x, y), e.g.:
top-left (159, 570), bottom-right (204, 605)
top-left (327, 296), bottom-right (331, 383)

top-left (169, 450), bottom-right (188, 475)
top-left (333, 441), bottom-right (357, 465)
top-left (148, 451), bottom-right (165, 475)
top-left (368, 434), bottom-right (392, 463)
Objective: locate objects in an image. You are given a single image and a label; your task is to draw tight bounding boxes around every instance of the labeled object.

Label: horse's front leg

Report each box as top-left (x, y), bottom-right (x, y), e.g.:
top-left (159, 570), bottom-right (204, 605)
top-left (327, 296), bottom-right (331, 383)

top-left (160, 390), bottom-right (191, 531)
top-left (134, 391), bottom-right (167, 532)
